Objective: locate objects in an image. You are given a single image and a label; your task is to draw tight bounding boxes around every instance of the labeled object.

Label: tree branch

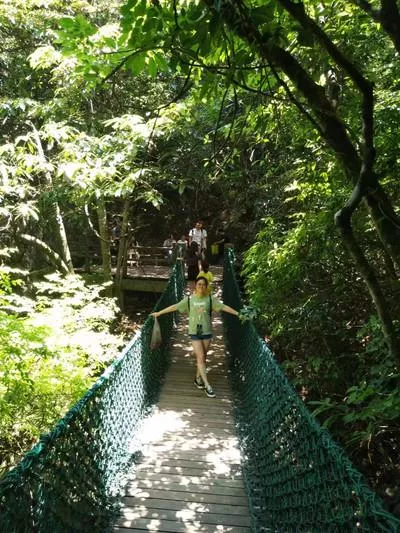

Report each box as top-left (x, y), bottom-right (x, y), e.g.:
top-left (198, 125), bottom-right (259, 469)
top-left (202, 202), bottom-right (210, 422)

top-left (19, 234), bottom-right (70, 275)
top-left (84, 204), bottom-right (109, 243)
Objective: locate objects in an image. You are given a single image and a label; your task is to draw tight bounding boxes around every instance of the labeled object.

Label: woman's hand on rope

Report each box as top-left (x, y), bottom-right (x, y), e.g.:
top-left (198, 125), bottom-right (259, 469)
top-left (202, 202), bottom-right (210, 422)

top-left (151, 311), bottom-right (160, 318)
top-left (238, 305), bottom-right (258, 323)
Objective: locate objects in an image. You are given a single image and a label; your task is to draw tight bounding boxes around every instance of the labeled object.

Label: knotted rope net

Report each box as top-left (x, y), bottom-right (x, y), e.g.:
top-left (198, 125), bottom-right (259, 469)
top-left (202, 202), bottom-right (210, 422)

top-left (0, 262), bottom-right (184, 533)
top-left (222, 248), bottom-right (400, 532)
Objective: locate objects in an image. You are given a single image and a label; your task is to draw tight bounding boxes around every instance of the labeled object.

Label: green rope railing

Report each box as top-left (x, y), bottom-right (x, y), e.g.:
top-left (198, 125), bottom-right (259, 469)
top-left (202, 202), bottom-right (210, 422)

top-left (222, 248), bottom-right (400, 532)
top-left (0, 262), bottom-right (185, 533)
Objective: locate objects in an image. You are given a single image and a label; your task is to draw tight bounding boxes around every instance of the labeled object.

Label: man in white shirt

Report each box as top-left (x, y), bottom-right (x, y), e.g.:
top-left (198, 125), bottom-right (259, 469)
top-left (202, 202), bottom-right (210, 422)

top-left (189, 221), bottom-right (207, 256)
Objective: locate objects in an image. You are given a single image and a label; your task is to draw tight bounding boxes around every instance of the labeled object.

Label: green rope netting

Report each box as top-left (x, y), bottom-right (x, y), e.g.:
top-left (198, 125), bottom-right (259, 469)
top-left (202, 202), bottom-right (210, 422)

top-left (0, 263), bottom-right (184, 533)
top-left (222, 248), bottom-right (400, 532)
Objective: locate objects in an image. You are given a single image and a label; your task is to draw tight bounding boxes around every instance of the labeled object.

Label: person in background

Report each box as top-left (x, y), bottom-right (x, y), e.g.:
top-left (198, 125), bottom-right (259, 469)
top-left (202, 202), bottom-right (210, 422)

top-left (197, 259), bottom-right (214, 295)
top-left (163, 234), bottom-right (176, 264)
top-left (175, 234), bottom-right (187, 276)
top-left (176, 234), bottom-right (188, 259)
top-left (185, 241), bottom-right (200, 288)
top-left (189, 220), bottom-right (207, 259)
top-left (163, 234), bottom-right (176, 248)
top-left (151, 276), bottom-right (240, 398)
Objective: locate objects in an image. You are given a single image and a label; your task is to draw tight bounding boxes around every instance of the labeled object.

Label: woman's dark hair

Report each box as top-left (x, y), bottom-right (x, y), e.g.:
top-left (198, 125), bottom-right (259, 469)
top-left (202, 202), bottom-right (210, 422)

top-left (196, 276), bottom-right (208, 287)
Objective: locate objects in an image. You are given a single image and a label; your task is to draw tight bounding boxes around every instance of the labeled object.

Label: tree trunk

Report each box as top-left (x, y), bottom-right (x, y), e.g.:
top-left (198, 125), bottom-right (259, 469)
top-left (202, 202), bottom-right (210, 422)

top-left (364, 187), bottom-right (400, 275)
top-left (335, 208), bottom-right (400, 363)
top-left (115, 198), bottom-right (131, 308)
top-left (30, 125), bottom-right (74, 274)
top-left (96, 198), bottom-right (112, 282)
top-left (19, 234), bottom-right (70, 275)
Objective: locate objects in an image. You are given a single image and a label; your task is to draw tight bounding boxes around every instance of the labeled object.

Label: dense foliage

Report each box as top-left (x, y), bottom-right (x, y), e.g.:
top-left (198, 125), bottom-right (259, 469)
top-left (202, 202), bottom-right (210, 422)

top-left (0, 270), bottom-right (124, 476)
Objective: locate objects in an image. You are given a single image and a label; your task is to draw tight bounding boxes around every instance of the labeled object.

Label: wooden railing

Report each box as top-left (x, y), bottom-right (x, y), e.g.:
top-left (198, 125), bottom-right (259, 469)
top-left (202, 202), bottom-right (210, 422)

top-left (126, 245), bottom-right (177, 268)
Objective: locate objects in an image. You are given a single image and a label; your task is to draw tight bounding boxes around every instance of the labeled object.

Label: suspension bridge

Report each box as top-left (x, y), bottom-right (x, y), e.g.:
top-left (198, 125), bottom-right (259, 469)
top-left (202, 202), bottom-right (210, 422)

top-left (0, 250), bottom-right (399, 532)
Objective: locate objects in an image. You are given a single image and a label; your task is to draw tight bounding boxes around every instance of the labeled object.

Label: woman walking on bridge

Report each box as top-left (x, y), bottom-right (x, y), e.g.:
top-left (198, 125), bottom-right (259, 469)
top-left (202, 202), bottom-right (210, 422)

top-left (151, 276), bottom-right (239, 398)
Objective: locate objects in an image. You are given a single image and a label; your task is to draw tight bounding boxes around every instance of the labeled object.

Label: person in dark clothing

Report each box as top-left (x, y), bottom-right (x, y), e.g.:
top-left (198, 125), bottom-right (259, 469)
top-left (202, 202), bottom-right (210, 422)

top-left (185, 241), bottom-right (200, 284)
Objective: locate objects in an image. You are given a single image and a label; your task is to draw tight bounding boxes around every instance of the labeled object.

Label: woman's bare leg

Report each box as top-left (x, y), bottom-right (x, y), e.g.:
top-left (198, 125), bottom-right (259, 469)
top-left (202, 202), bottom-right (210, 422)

top-left (192, 340), bottom-right (210, 388)
top-left (198, 338), bottom-right (211, 379)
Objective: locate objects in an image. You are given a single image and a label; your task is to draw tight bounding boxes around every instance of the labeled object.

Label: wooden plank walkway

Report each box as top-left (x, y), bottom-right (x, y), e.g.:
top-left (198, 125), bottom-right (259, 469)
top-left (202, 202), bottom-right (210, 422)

top-left (113, 298), bottom-right (251, 532)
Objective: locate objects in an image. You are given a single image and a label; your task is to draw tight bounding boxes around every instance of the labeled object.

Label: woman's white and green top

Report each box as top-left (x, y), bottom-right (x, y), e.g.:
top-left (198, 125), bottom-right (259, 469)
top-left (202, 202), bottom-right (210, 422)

top-left (175, 295), bottom-right (224, 335)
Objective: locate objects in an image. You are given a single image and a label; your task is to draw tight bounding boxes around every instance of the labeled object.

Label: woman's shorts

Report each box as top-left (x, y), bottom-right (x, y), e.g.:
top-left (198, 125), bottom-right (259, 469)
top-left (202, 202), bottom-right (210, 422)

top-left (190, 333), bottom-right (212, 340)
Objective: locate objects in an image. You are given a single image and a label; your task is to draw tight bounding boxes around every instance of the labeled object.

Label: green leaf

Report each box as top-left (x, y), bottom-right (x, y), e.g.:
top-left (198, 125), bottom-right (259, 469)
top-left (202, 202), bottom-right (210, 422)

top-left (147, 56), bottom-right (158, 78)
top-left (251, 4), bottom-right (275, 25)
top-left (134, 0), bottom-right (147, 17)
top-left (154, 52), bottom-right (169, 73)
top-left (126, 53), bottom-right (147, 75)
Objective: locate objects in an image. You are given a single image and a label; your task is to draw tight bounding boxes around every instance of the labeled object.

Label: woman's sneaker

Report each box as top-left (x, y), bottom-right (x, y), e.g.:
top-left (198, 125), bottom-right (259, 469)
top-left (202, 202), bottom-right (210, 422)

top-left (205, 385), bottom-right (216, 398)
top-left (194, 376), bottom-right (204, 389)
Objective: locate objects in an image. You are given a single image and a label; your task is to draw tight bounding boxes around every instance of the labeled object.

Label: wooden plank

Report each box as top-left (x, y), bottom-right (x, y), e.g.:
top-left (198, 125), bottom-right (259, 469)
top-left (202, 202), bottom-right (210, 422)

top-left (127, 479), bottom-right (247, 497)
top-left (152, 407), bottom-right (235, 420)
top-left (158, 402), bottom-right (234, 413)
top-left (155, 420), bottom-right (236, 431)
top-left (139, 448), bottom-right (241, 464)
top-left (149, 427), bottom-right (237, 438)
top-left (159, 389), bottom-right (232, 398)
top-left (164, 385), bottom-right (231, 393)
top-left (158, 394), bottom-right (232, 405)
top-left (163, 376), bottom-right (231, 385)
top-left (136, 458), bottom-right (241, 469)
top-left (131, 471), bottom-right (245, 487)
top-left (134, 464), bottom-right (243, 482)
top-left (132, 464), bottom-right (243, 479)
top-left (165, 367), bottom-right (230, 374)
top-left (154, 409), bottom-right (235, 420)
top-left (122, 496), bottom-right (249, 525)
top-left (161, 384), bottom-right (232, 394)
top-left (114, 519), bottom-right (251, 532)
top-left (156, 403), bottom-right (233, 414)
top-left (164, 384), bottom-right (232, 393)
top-left (136, 432), bottom-right (239, 448)
top-left (149, 412), bottom-right (236, 425)
top-left (116, 508), bottom-right (252, 527)
top-left (123, 489), bottom-right (248, 507)
top-left (168, 383), bottom-right (232, 389)
top-left (144, 440), bottom-right (240, 453)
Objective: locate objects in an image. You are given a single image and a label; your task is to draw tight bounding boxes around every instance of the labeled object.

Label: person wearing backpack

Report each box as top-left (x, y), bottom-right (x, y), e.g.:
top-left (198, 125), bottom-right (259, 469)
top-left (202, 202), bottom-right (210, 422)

top-left (189, 220), bottom-right (207, 260)
top-left (185, 241), bottom-right (200, 287)
top-left (151, 276), bottom-right (239, 398)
